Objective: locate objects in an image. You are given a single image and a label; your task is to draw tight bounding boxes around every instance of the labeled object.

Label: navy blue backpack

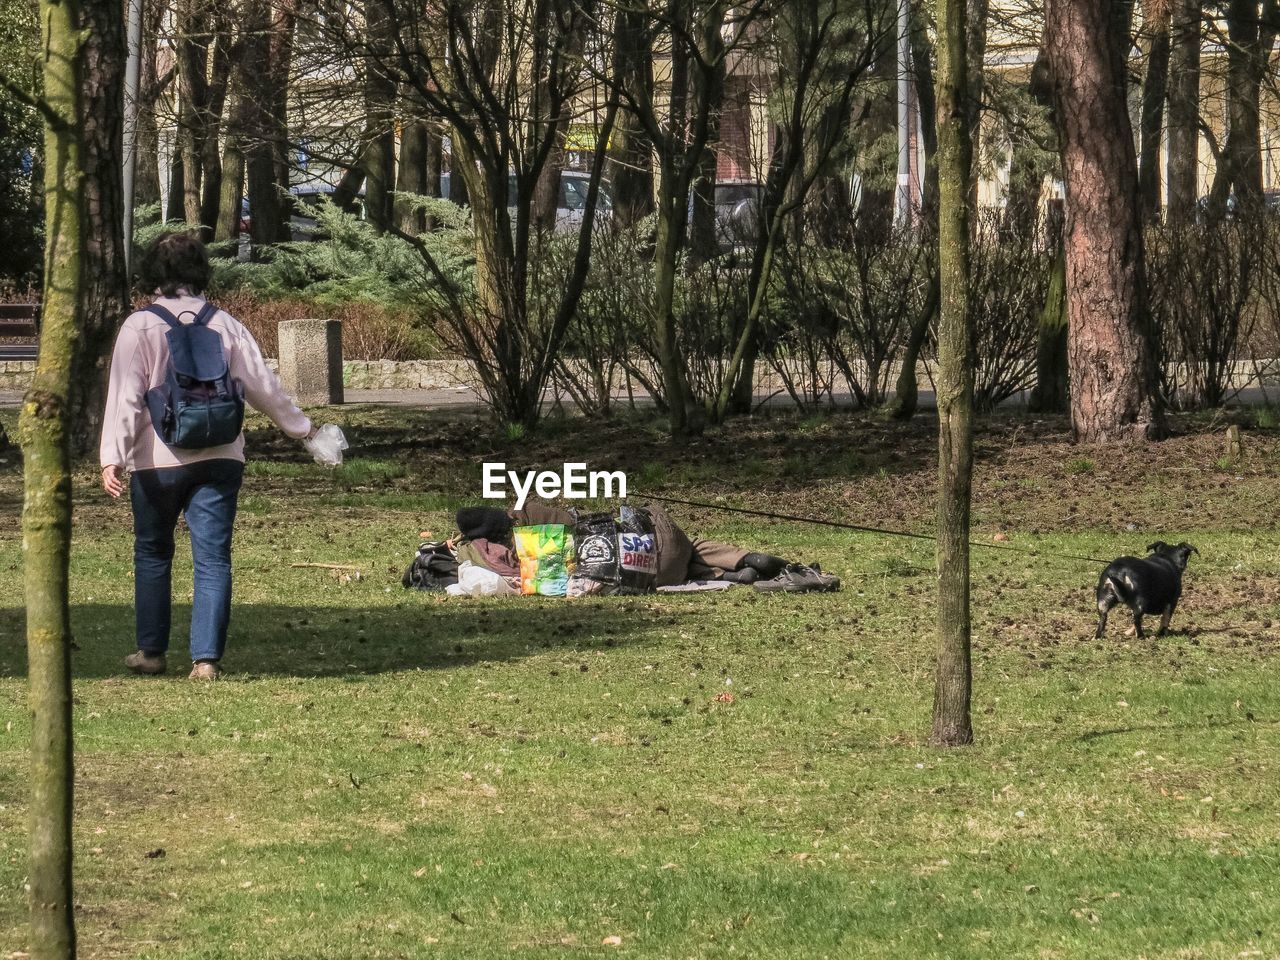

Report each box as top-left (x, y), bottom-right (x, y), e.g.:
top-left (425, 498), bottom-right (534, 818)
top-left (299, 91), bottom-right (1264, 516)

top-left (144, 302), bottom-right (246, 449)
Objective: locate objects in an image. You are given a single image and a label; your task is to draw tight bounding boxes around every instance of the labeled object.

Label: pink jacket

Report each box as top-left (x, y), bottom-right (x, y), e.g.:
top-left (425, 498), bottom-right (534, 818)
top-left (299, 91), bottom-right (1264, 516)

top-left (100, 294), bottom-right (312, 470)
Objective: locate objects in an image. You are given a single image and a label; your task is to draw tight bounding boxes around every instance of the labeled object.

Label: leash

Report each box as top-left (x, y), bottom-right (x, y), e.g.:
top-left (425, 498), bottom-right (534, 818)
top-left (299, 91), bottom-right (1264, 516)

top-left (638, 492), bottom-right (1113, 566)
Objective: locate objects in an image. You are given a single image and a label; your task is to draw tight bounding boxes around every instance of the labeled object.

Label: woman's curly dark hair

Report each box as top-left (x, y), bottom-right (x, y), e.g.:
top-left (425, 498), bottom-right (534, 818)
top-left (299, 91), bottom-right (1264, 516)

top-left (141, 231), bottom-right (211, 296)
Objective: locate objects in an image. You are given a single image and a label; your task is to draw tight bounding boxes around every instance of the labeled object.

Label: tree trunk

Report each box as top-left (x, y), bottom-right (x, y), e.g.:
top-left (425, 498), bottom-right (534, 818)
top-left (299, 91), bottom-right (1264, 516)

top-left (446, 151), bottom-right (470, 207)
top-left (214, 55), bottom-right (246, 249)
top-left (1005, 44), bottom-right (1054, 235)
top-left (134, 0), bottom-right (166, 208)
top-left (930, 0), bottom-right (974, 748)
top-left (607, 118), bottom-right (655, 227)
top-left (67, 0), bottom-right (129, 457)
top-left (652, 195), bottom-right (698, 432)
top-left (214, 10), bottom-right (260, 246)
top-left (646, 0), bottom-right (708, 436)
top-left (688, 148), bottom-right (720, 267)
top-left (197, 15), bottom-right (231, 242)
top-left (363, 0), bottom-right (397, 233)
top-left (532, 115), bottom-right (572, 235)
top-left (241, 0), bottom-right (289, 252)
top-left (360, 106), bottom-right (394, 234)
top-left (1137, 5), bottom-right (1171, 221)
top-left (887, 280), bottom-right (938, 420)
top-left (853, 37), bottom-right (898, 239)
top-left (1045, 0), bottom-right (1163, 442)
top-left (23, 0), bottom-right (116, 953)
top-left (268, 0), bottom-right (299, 240)
top-left (165, 136), bottom-right (185, 222)
top-left (175, 0), bottom-right (211, 225)
top-left (1165, 0), bottom-right (1201, 224)
top-left (424, 123), bottom-right (443, 228)
top-left (884, 0), bottom-right (940, 421)
top-left (688, 50), bottom-right (725, 269)
top-left (214, 133), bottom-right (244, 245)
top-left (607, 5), bottom-right (656, 228)
top-left (1208, 0), bottom-right (1274, 218)
top-left (396, 118), bottom-right (430, 235)
top-left (332, 162), bottom-right (367, 213)
top-left (1028, 240), bottom-right (1069, 412)
top-left (964, 0), bottom-right (989, 214)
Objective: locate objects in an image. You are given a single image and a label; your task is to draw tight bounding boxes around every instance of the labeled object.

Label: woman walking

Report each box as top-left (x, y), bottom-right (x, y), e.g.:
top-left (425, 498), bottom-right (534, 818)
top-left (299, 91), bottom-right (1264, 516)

top-left (100, 232), bottom-right (316, 679)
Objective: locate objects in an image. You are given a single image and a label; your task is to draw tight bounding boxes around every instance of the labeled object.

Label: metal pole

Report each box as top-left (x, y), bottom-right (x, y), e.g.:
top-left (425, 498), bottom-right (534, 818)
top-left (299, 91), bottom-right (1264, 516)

top-left (122, 0), bottom-right (143, 275)
top-left (894, 0), bottom-right (912, 225)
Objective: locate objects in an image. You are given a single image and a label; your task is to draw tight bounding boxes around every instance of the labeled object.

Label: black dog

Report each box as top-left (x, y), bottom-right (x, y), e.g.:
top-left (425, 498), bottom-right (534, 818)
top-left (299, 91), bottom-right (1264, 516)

top-left (1095, 541), bottom-right (1198, 639)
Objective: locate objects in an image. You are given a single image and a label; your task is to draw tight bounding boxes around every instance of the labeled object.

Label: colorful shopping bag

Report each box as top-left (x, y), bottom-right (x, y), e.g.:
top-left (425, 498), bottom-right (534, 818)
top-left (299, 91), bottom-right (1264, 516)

top-left (514, 524), bottom-right (574, 596)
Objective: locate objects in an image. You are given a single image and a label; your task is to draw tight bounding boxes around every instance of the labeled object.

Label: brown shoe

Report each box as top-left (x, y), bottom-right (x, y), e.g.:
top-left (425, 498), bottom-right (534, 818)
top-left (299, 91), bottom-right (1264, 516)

top-left (189, 661), bottom-right (222, 680)
top-left (124, 650), bottom-right (167, 675)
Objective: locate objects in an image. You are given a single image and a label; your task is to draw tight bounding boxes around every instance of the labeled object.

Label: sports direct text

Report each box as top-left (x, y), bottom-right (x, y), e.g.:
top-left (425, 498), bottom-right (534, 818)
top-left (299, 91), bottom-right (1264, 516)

top-left (482, 462), bottom-right (627, 510)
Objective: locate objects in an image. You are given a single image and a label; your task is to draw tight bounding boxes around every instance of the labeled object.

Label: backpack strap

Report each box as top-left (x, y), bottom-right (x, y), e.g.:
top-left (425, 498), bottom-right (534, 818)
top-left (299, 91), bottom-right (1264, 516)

top-left (190, 302), bottom-right (219, 327)
top-left (145, 304), bottom-right (182, 329)
top-left (145, 301), bottom-right (218, 328)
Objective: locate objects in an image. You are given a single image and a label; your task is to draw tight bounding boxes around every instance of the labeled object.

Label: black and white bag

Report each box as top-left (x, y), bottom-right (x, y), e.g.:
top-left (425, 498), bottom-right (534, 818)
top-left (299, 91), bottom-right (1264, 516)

top-left (570, 506), bottom-right (657, 595)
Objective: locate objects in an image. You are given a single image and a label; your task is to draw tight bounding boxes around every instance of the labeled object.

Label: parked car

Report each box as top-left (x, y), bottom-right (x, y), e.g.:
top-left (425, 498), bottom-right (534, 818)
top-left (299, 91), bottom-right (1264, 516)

top-left (438, 170), bottom-right (613, 232)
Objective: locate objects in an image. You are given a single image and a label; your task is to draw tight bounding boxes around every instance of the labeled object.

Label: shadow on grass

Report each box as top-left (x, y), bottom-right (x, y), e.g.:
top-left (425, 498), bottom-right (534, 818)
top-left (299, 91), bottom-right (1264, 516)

top-left (0, 598), bottom-right (670, 680)
top-left (1076, 718), bottom-right (1258, 742)
top-left (239, 407), bottom-right (936, 485)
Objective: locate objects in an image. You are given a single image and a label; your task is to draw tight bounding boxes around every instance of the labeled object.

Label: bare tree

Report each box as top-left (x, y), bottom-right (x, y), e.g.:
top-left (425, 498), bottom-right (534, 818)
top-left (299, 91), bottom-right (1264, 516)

top-left (319, 0), bottom-right (617, 425)
top-left (712, 0), bottom-right (890, 421)
top-left (931, 0), bottom-right (974, 747)
top-left (1, 0), bottom-right (127, 956)
top-left (606, 0), bottom-right (768, 434)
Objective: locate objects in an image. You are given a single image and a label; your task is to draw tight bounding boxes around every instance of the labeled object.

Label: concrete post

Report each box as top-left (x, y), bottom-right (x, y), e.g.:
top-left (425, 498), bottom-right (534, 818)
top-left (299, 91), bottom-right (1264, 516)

top-left (278, 319), bottom-right (344, 405)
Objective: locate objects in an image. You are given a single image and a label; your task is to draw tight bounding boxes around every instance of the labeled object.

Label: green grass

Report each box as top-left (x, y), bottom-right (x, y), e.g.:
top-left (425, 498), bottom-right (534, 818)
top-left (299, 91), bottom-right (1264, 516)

top-left (1, 405), bottom-right (1279, 959)
top-left (243, 457), bottom-right (409, 484)
top-left (1065, 457), bottom-right (1096, 475)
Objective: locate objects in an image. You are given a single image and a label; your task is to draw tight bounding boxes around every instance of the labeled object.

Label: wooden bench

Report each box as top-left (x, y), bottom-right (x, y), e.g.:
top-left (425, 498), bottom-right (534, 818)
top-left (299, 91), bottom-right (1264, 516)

top-left (0, 303), bottom-right (40, 361)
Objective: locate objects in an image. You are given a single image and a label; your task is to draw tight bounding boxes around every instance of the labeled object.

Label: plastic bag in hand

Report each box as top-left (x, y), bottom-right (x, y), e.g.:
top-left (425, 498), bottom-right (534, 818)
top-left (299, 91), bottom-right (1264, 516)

top-left (304, 423), bottom-right (349, 467)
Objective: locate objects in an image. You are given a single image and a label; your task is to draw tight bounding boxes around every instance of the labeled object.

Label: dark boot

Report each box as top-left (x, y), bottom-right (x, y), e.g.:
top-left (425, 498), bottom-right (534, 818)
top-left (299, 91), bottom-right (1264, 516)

top-left (739, 552), bottom-right (788, 579)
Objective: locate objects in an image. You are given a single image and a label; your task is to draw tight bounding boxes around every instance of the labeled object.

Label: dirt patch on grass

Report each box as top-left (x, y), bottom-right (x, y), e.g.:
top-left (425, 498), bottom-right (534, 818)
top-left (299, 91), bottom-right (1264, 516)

top-left (4, 406), bottom-right (1278, 541)
top-left (241, 408), bottom-right (1280, 536)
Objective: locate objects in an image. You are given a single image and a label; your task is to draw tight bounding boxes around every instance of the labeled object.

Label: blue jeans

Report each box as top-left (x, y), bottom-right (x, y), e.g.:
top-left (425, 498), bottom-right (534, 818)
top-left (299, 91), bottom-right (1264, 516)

top-left (131, 459), bottom-right (244, 662)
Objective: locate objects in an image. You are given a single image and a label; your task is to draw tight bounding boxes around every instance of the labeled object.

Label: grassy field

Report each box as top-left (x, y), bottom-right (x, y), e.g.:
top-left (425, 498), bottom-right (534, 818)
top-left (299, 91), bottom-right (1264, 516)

top-left (1, 403), bottom-right (1279, 959)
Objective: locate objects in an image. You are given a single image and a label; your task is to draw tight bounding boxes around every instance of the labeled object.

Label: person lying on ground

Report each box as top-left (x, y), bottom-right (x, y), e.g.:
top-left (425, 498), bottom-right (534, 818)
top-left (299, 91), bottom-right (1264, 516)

top-left (448, 503), bottom-right (793, 587)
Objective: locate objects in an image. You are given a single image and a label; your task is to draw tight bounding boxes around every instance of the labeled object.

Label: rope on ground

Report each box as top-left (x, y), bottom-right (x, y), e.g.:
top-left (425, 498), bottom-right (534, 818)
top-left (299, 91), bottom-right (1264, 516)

top-left (638, 492), bottom-right (1112, 566)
